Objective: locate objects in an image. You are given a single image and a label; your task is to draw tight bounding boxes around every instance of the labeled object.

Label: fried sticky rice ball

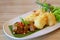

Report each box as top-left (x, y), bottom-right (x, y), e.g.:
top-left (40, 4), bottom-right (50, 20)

top-left (46, 12), bottom-right (56, 26)
top-left (34, 14), bottom-right (47, 29)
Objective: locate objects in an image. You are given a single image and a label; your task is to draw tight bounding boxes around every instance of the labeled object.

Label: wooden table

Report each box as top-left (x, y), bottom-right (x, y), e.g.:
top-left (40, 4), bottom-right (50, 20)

top-left (0, 0), bottom-right (60, 40)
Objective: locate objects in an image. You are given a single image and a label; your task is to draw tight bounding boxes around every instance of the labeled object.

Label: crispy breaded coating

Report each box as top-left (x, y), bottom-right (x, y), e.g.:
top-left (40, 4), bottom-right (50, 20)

top-left (34, 14), bottom-right (47, 29)
top-left (24, 13), bottom-right (39, 22)
top-left (46, 12), bottom-right (56, 26)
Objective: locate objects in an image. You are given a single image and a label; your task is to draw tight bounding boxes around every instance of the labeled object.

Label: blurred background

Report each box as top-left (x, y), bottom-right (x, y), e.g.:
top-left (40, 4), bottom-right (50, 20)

top-left (0, 0), bottom-right (60, 40)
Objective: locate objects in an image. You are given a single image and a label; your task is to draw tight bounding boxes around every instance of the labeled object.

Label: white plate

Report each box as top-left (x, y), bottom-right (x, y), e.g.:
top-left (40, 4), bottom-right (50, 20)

top-left (3, 10), bottom-right (60, 40)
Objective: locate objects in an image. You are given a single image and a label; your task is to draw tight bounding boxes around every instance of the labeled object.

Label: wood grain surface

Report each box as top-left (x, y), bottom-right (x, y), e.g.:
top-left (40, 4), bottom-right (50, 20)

top-left (0, 0), bottom-right (60, 40)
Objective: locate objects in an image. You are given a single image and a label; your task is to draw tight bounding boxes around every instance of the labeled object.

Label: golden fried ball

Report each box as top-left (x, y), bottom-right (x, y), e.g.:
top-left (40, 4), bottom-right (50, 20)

top-left (34, 13), bottom-right (47, 29)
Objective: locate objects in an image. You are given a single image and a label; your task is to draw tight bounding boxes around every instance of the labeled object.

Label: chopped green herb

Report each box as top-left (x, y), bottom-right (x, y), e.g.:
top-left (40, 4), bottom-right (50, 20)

top-left (36, 0), bottom-right (51, 12)
top-left (20, 17), bottom-right (29, 25)
top-left (53, 9), bottom-right (60, 22)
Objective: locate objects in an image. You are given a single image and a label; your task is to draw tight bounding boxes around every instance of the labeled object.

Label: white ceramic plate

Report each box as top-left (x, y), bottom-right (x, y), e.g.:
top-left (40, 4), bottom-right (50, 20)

top-left (3, 10), bottom-right (60, 40)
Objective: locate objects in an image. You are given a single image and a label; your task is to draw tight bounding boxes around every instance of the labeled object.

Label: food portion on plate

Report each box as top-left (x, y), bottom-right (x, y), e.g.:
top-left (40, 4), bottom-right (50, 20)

top-left (8, 0), bottom-right (60, 38)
